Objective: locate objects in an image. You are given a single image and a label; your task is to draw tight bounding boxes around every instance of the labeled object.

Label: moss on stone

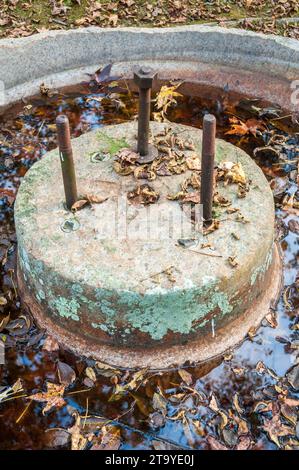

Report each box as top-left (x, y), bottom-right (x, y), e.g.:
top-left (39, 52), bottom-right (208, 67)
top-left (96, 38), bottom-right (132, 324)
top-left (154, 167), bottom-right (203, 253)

top-left (97, 131), bottom-right (128, 155)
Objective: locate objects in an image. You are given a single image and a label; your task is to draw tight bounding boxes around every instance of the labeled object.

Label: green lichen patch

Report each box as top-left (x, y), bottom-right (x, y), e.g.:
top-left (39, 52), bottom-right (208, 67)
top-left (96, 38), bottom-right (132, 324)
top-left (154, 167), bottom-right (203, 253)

top-left (121, 286), bottom-right (232, 341)
top-left (96, 131), bottom-right (128, 156)
top-left (50, 297), bottom-right (80, 322)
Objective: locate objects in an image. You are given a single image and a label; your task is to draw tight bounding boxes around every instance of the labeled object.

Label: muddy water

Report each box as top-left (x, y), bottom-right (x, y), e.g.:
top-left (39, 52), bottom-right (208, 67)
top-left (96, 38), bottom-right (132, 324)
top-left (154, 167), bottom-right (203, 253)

top-left (0, 81), bottom-right (298, 450)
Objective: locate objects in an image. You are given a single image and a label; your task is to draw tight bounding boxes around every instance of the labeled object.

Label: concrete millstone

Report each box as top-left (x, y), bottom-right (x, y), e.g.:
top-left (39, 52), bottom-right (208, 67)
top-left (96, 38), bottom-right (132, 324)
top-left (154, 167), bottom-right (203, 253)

top-left (15, 121), bottom-right (281, 369)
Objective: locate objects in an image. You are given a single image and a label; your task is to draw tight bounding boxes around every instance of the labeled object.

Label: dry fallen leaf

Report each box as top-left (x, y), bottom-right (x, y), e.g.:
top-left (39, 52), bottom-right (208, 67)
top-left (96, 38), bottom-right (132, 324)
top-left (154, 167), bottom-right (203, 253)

top-left (218, 161), bottom-right (247, 186)
top-left (186, 154), bottom-right (200, 171)
top-left (84, 194), bottom-right (109, 204)
top-left (71, 199), bottom-right (89, 212)
top-left (71, 194), bottom-right (108, 211)
top-left (128, 184), bottom-right (159, 205)
top-left (203, 220), bottom-right (220, 235)
top-left (116, 148), bottom-right (139, 165)
top-left (228, 256), bottom-right (238, 268)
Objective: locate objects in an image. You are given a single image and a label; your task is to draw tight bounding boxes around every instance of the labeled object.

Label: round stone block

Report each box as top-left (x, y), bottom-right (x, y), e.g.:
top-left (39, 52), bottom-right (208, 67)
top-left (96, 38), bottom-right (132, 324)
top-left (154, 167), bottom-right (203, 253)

top-left (15, 122), bottom-right (281, 369)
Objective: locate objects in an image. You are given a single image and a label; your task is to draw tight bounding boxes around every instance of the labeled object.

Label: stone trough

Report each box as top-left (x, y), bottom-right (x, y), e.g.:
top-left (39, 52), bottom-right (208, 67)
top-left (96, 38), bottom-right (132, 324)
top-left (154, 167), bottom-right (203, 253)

top-left (1, 25), bottom-right (294, 369)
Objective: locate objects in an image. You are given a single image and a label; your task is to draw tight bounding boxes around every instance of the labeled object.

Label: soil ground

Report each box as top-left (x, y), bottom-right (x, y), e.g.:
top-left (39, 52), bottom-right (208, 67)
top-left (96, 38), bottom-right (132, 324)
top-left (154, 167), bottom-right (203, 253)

top-left (0, 0), bottom-right (298, 40)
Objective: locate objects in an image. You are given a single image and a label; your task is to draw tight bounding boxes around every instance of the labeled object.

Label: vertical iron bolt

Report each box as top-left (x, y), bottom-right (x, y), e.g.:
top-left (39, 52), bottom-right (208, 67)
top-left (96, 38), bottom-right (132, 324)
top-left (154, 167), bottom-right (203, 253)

top-left (134, 67), bottom-right (157, 157)
top-left (56, 115), bottom-right (78, 211)
top-left (200, 114), bottom-right (216, 226)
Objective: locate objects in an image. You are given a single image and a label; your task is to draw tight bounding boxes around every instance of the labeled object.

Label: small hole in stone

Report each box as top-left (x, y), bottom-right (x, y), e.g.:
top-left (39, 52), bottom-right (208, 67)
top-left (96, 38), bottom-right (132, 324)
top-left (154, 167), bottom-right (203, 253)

top-left (90, 151), bottom-right (110, 163)
top-left (60, 218), bottom-right (81, 233)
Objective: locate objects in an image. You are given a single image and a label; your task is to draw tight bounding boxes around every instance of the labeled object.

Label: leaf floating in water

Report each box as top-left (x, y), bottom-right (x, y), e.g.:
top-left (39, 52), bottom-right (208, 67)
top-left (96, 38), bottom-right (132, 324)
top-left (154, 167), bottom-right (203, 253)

top-left (225, 117), bottom-right (266, 137)
top-left (207, 435), bottom-right (228, 451)
top-left (94, 64), bottom-right (120, 85)
top-left (0, 378), bottom-right (23, 403)
top-left (39, 83), bottom-right (58, 98)
top-left (0, 296), bottom-right (7, 306)
top-left (91, 425), bottom-right (121, 451)
top-left (44, 428), bottom-right (70, 449)
top-left (265, 312), bottom-right (278, 328)
top-left (43, 335), bottom-right (59, 352)
top-left (28, 382), bottom-right (66, 415)
top-left (178, 369), bottom-right (193, 386)
top-left (233, 393), bottom-right (244, 415)
top-left (67, 412), bottom-right (87, 451)
top-left (152, 392), bottom-right (167, 414)
top-left (286, 364), bottom-right (299, 390)
top-left (57, 361), bottom-right (76, 386)
top-left (288, 219), bottom-right (299, 234)
top-left (0, 313), bottom-right (10, 332)
top-left (153, 82), bottom-right (183, 122)
top-left (262, 404), bottom-right (294, 448)
top-left (209, 394), bottom-right (220, 413)
top-left (85, 367), bottom-right (97, 383)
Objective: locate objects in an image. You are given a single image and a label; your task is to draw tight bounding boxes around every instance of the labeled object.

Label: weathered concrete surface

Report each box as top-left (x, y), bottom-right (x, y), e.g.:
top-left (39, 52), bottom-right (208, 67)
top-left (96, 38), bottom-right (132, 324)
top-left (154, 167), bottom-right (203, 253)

top-left (15, 122), bottom-right (282, 368)
top-left (0, 26), bottom-right (298, 112)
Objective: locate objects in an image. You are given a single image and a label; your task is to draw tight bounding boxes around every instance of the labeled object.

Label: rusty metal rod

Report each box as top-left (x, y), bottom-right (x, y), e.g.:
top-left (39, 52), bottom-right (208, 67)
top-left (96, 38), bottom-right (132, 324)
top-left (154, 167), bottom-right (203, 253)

top-left (200, 114), bottom-right (216, 226)
top-left (134, 67), bottom-right (157, 159)
top-left (137, 87), bottom-right (151, 156)
top-left (56, 115), bottom-right (78, 211)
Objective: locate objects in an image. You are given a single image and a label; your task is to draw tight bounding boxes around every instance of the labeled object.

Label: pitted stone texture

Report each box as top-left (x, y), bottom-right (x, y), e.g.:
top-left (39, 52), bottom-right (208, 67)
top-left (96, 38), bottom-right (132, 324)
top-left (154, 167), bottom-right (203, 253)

top-left (15, 122), bottom-right (280, 368)
top-left (0, 26), bottom-right (298, 112)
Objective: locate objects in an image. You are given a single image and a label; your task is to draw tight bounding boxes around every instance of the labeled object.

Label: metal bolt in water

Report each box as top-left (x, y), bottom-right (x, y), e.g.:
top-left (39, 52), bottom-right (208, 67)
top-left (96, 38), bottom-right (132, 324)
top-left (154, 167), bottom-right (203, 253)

top-left (134, 66), bottom-right (158, 164)
top-left (56, 115), bottom-right (78, 211)
top-left (200, 114), bottom-right (216, 226)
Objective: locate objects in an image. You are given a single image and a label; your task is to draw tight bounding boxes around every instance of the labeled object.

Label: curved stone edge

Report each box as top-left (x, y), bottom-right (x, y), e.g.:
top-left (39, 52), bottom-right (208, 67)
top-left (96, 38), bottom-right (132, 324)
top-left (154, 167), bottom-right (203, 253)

top-left (14, 121), bottom-right (275, 349)
top-left (1, 26), bottom-right (299, 112)
top-left (17, 244), bottom-right (282, 370)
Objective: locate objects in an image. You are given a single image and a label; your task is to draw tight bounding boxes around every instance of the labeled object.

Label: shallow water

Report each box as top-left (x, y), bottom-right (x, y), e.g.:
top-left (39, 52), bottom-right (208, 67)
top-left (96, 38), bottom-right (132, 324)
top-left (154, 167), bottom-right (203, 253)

top-left (0, 78), bottom-right (298, 450)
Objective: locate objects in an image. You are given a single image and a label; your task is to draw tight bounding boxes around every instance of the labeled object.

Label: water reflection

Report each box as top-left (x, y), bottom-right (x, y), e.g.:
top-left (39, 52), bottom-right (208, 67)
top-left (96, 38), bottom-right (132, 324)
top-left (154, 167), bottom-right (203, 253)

top-left (0, 82), bottom-right (298, 450)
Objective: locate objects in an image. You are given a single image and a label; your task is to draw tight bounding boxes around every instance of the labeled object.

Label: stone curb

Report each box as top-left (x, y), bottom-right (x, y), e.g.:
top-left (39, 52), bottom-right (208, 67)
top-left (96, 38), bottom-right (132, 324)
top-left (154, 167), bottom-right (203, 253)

top-left (0, 26), bottom-right (298, 110)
